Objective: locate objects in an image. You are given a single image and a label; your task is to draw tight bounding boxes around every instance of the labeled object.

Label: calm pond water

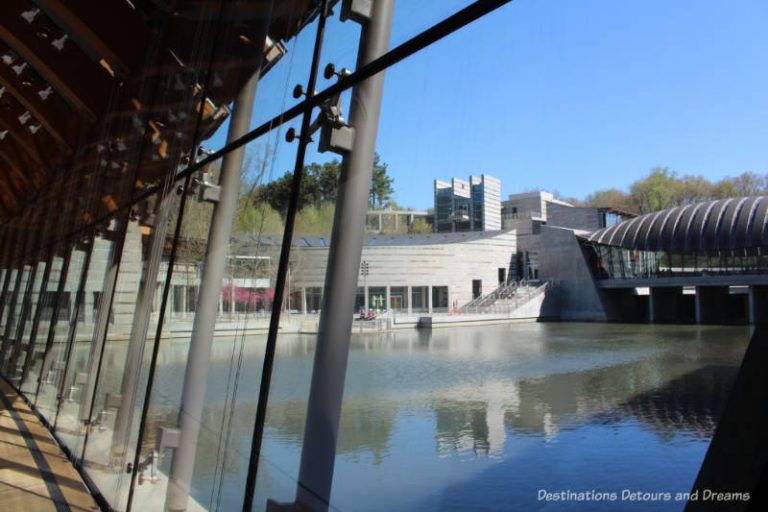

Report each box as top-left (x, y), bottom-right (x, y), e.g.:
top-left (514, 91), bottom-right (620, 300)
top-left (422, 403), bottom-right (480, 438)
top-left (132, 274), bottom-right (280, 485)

top-left (136, 322), bottom-right (749, 511)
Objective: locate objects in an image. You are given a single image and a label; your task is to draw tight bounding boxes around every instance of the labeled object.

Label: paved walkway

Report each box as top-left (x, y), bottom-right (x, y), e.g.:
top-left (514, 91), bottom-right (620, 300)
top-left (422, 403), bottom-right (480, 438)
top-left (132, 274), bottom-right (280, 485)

top-left (0, 377), bottom-right (100, 512)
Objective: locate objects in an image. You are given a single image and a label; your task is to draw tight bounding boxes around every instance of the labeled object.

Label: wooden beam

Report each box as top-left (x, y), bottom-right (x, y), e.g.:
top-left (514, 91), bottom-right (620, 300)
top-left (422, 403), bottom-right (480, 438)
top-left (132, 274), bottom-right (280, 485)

top-left (0, 167), bottom-right (23, 213)
top-left (0, 0), bottom-right (115, 119)
top-left (0, 150), bottom-right (34, 197)
top-left (0, 141), bottom-right (44, 189)
top-left (0, 54), bottom-right (79, 150)
top-left (31, 0), bottom-right (149, 78)
top-left (0, 107), bottom-right (61, 171)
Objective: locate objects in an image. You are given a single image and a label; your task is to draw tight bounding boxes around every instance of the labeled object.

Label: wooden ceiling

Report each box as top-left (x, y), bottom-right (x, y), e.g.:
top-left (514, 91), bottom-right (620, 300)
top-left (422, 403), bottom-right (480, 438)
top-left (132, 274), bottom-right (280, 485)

top-left (0, 0), bottom-right (319, 229)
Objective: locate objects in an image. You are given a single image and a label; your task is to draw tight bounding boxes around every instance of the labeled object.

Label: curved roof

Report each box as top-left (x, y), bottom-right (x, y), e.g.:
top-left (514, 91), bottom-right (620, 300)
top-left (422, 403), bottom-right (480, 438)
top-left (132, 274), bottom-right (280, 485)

top-left (583, 196), bottom-right (768, 252)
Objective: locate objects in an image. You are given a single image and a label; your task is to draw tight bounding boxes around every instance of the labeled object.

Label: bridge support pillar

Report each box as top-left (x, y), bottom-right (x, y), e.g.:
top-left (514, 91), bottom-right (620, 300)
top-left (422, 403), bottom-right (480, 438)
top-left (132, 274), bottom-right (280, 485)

top-left (648, 287), bottom-right (695, 324)
top-left (694, 287), bottom-right (702, 324)
top-left (750, 285), bottom-right (768, 325)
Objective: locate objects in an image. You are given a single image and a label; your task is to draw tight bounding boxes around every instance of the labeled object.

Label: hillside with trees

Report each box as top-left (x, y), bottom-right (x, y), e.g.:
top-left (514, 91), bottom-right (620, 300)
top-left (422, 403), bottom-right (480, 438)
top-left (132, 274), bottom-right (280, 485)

top-left (584, 167), bottom-right (767, 214)
top-left (234, 153), bottom-right (396, 236)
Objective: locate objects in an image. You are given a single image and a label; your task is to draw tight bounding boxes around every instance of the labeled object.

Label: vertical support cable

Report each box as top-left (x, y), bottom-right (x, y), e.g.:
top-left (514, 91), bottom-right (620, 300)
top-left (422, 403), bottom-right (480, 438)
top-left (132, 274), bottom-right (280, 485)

top-left (241, 2), bottom-right (330, 510)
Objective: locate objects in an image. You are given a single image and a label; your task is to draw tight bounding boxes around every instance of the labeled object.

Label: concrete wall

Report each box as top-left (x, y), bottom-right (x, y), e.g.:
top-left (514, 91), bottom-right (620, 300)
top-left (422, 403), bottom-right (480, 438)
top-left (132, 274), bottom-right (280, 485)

top-left (547, 204), bottom-right (601, 232)
top-left (290, 231), bottom-right (517, 308)
top-left (538, 225), bottom-right (608, 321)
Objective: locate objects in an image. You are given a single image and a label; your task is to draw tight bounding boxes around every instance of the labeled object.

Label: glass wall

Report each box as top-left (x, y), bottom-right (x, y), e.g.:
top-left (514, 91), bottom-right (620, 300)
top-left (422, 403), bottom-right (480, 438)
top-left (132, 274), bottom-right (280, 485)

top-left (582, 241), bottom-right (768, 281)
top-left (0, 1), bottom-right (764, 512)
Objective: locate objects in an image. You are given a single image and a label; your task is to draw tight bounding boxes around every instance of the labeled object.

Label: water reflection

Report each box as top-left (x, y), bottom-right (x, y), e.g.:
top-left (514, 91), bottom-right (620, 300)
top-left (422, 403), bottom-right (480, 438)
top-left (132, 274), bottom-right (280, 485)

top-left (59, 323), bottom-right (748, 510)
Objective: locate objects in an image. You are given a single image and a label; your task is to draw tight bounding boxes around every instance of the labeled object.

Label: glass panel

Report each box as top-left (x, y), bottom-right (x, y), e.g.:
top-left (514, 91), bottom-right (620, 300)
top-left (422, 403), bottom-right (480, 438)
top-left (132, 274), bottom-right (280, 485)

top-left (80, 191), bottom-right (177, 511)
top-left (55, 219), bottom-right (121, 458)
top-left (34, 241), bottom-right (89, 422)
top-left (21, 251), bottom-right (65, 394)
top-left (130, 122), bottom-right (302, 511)
top-left (11, 259), bottom-right (47, 384)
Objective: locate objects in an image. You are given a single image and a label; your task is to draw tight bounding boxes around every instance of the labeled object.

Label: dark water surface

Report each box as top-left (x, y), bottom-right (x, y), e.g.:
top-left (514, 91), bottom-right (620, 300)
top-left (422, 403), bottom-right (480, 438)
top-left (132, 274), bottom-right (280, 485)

top-left (146, 322), bottom-right (750, 511)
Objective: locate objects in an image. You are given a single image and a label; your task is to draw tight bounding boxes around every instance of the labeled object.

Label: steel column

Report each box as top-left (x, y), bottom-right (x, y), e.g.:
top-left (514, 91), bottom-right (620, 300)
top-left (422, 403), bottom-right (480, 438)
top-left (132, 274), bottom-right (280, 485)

top-left (6, 259), bottom-right (39, 379)
top-left (111, 193), bottom-right (174, 452)
top-left (0, 236), bottom-right (30, 366)
top-left (165, 70), bottom-right (263, 511)
top-left (33, 245), bottom-right (73, 403)
top-left (294, 1), bottom-right (393, 509)
top-left (3, 223), bottom-right (42, 375)
top-left (53, 235), bottom-right (95, 427)
top-left (19, 249), bottom-right (55, 391)
top-left (0, 227), bottom-right (22, 341)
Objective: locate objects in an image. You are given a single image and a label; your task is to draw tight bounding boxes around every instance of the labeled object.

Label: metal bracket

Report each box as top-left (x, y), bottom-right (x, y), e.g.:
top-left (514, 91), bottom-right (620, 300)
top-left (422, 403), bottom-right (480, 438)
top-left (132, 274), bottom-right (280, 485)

top-left (157, 426), bottom-right (181, 454)
top-left (319, 124), bottom-right (355, 154)
top-left (105, 391), bottom-right (123, 409)
top-left (194, 173), bottom-right (221, 204)
top-left (341, 0), bottom-right (372, 24)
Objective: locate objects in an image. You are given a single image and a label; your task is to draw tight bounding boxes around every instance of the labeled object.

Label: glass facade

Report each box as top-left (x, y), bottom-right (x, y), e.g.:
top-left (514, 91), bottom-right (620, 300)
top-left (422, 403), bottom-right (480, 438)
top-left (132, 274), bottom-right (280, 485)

top-left (0, 1), bottom-right (764, 511)
top-left (582, 242), bottom-right (768, 281)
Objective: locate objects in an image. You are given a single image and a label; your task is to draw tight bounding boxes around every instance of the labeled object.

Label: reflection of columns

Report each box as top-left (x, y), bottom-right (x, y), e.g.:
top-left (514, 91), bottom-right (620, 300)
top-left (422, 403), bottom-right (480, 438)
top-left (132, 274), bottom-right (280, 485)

top-left (364, 285), bottom-right (369, 310)
top-left (748, 286), bottom-right (756, 325)
top-left (695, 287), bottom-right (702, 324)
top-left (428, 286), bottom-right (433, 314)
top-left (181, 284), bottom-right (188, 317)
top-left (1, 266), bottom-right (27, 365)
top-left (407, 285), bottom-right (412, 314)
top-left (54, 237), bottom-right (95, 425)
top-left (20, 254), bottom-right (57, 390)
top-left (7, 264), bottom-right (38, 377)
top-left (230, 279), bottom-right (236, 315)
top-left (78, 216), bottom-right (131, 422)
top-left (34, 247), bottom-right (73, 402)
top-left (301, 287), bottom-right (307, 314)
top-left (648, 289), bottom-right (654, 324)
top-left (166, 69), bottom-right (262, 512)
top-left (83, 289), bottom-right (93, 325)
top-left (111, 194), bottom-right (174, 450)
top-left (385, 286), bottom-right (391, 311)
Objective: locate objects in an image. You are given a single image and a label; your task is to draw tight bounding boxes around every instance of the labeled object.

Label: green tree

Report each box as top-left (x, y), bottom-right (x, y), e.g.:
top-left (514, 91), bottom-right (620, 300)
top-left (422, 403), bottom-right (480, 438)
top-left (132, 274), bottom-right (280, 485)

top-left (255, 154), bottom-right (395, 215)
top-left (628, 167), bottom-right (680, 213)
top-left (369, 154), bottom-right (394, 209)
top-left (410, 217), bottom-right (432, 234)
top-left (233, 197), bottom-right (284, 235)
top-left (294, 202), bottom-right (336, 234)
top-left (674, 175), bottom-right (715, 205)
top-left (729, 172), bottom-right (765, 196)
top-left (585, 188), bottom-right (633, 212)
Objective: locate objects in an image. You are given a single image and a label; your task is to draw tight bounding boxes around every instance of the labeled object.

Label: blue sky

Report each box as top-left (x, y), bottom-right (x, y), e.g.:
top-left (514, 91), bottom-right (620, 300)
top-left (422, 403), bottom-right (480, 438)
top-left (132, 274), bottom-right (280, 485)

top-left (210, 0), bottom-right (768, 210)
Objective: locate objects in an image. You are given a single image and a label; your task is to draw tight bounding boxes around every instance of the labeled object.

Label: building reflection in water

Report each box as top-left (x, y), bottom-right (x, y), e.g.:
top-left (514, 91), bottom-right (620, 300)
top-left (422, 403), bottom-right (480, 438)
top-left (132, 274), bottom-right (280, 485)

top-left (69, 323), bottom-right (747, 506)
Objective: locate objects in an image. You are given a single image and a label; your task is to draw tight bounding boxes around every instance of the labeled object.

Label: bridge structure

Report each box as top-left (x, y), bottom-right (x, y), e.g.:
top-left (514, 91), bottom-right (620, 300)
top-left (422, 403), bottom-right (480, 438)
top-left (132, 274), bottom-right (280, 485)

top-left (580, 197), bottom-right (768, 324)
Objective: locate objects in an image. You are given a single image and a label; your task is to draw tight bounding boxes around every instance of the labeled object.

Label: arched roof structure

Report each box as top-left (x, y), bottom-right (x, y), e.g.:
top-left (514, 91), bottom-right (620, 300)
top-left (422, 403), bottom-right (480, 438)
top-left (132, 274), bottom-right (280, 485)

top-left (583, 196), bottom-right (768, 252)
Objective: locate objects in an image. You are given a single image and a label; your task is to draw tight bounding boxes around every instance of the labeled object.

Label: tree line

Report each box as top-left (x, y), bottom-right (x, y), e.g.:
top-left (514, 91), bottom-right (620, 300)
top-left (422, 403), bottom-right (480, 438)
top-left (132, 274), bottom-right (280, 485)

top-left (582, 167), bottom-right (767, 214)
top-left (233, 153), bottom-right (398, 236)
